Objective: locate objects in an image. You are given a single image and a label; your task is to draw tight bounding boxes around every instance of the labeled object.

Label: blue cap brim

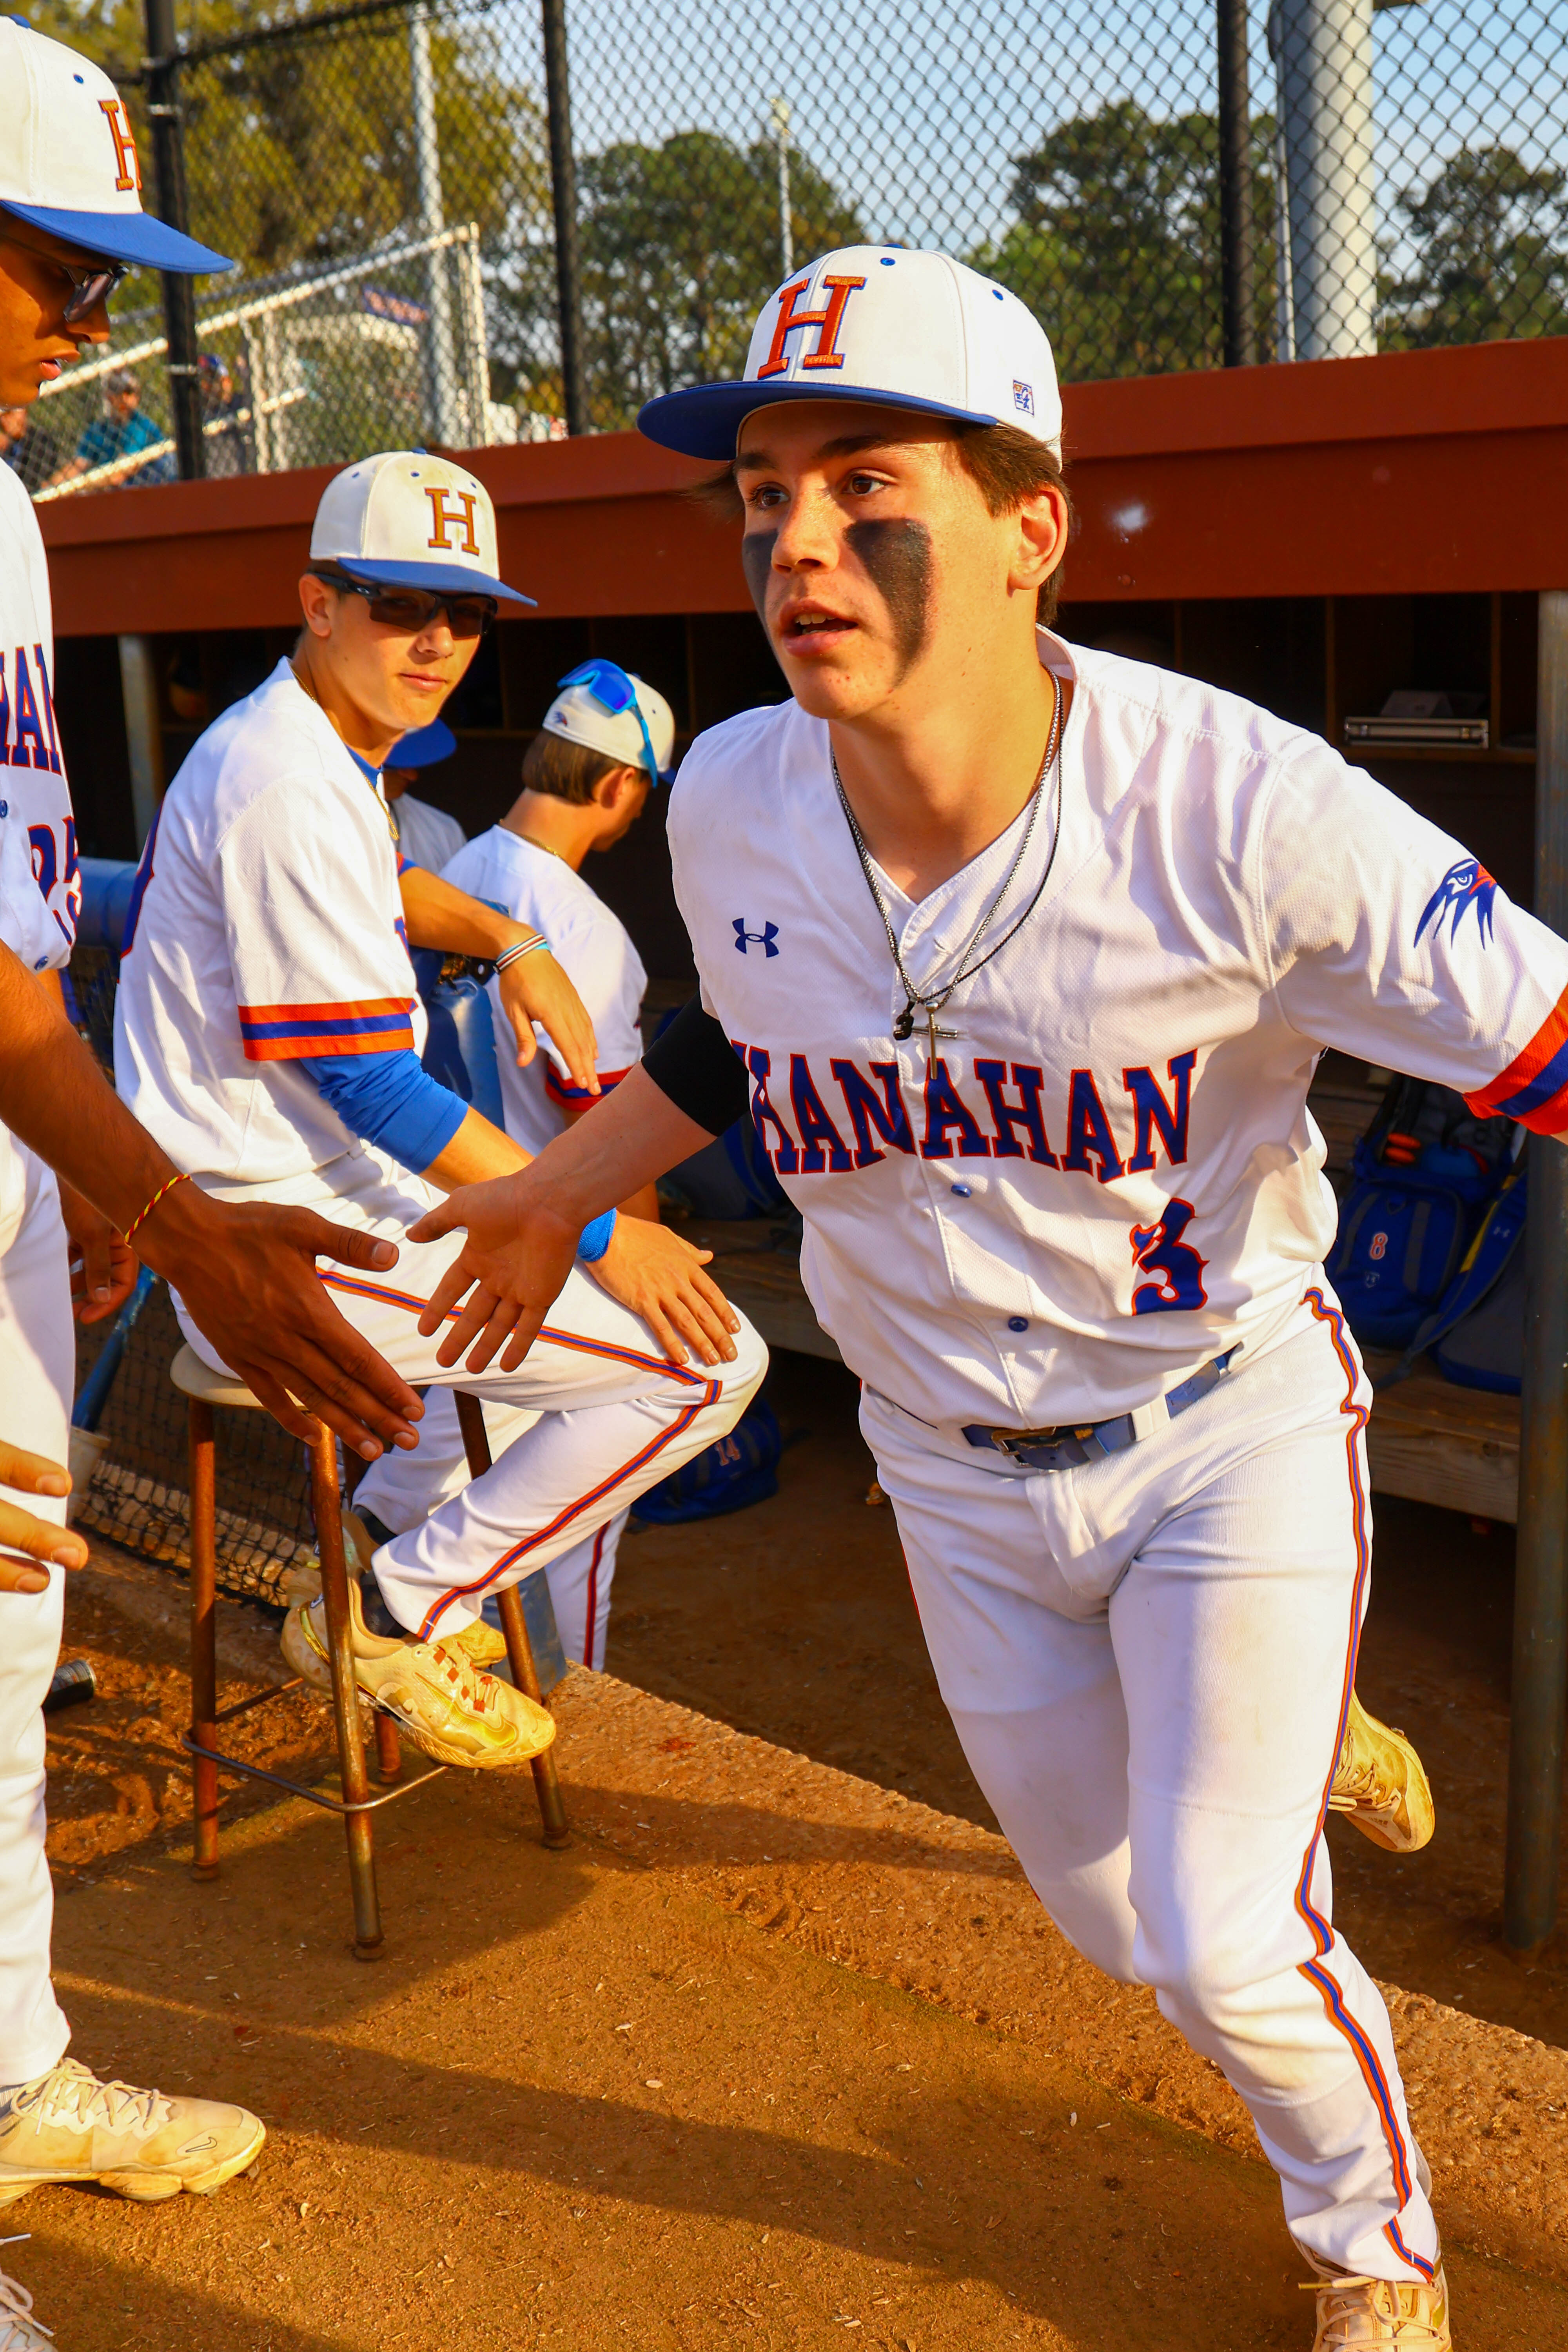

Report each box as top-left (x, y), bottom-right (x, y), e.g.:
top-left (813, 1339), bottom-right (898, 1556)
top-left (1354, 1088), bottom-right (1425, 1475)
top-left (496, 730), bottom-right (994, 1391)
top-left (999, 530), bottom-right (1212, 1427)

top-left (638, 376), bottom-right (997, 459)
top-left (390, 718), bottom-right (457, 769)
top-left (1, 201), bottom-right (233, 275)
top-left (332, 556), bottom-right (535, 607)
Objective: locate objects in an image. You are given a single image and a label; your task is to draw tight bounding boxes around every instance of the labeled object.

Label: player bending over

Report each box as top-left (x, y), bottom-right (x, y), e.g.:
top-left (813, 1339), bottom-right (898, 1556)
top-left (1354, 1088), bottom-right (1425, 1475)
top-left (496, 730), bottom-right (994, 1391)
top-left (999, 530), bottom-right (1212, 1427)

top-left (401, 250), bottom-right (1546, 2346)
top-left (363, 659), bottom-right (676, 1670)
top-left (114, 450), bottom-right (766, 1773)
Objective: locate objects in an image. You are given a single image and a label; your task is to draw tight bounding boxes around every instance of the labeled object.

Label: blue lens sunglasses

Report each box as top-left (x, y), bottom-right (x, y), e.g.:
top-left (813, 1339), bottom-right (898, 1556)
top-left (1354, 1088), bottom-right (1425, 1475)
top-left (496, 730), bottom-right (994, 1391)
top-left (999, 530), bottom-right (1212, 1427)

top-left (559, 659), bottom-right (670, 786)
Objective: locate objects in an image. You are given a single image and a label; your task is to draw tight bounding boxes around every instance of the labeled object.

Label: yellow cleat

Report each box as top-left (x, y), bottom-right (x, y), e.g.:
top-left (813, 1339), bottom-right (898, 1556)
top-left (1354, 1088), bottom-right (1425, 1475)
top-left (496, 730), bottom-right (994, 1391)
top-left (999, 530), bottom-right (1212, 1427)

top-left (281, 1578), bottom-right (555, 1771)
top-left (1304, 2265), bottom-right (1450, 2348)
top-left (0, 2060), bottom-right (264, 2209)
top-left (1328, 1692), bottom-right (1436, 1854)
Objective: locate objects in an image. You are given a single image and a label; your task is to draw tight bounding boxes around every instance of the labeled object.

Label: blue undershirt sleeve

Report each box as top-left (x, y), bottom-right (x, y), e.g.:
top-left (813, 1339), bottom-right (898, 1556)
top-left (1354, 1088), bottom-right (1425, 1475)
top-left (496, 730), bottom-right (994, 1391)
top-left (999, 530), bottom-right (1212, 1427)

top-left (300, 1048), bottom-right (468, 1177)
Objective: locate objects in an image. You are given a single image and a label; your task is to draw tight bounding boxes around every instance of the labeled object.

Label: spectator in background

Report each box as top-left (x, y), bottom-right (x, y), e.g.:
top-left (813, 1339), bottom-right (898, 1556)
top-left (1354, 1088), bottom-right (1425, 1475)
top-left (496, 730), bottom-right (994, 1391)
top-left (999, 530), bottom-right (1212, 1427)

top-left (383, 717), bottom-right (467, 869)
top-left (55, 366), bottom-right (173, 489)
top-left (0, 405), bottom-right (59, 496)
top-left (198, 352), bottom-right (250, 477)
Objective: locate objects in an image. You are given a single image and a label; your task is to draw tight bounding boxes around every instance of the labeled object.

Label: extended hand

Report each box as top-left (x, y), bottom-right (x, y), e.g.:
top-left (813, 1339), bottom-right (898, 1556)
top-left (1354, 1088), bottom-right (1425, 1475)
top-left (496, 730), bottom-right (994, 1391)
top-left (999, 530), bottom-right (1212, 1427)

top-left (135, 1189), bottom-right (424, 1459)
top-left (496, 951), bottom-right (599, 1099)
top-left (408, 1174), bottom-right (578, 1372)
top-left (58, 1178), bottom-right (139, 1325)
top-left (0, 1441), bottom-right (87, 1593)
top-left (588, 1216), bottom-right (738, 1366)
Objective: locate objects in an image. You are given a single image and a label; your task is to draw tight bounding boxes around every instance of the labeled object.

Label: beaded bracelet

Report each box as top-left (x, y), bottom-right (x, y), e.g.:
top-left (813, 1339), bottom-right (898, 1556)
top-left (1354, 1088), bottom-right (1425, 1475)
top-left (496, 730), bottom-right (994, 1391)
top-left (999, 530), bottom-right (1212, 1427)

top-left (492, 936), bottom-right (550, 975)
top-left (124, 1169), bottom-right (191, 1245)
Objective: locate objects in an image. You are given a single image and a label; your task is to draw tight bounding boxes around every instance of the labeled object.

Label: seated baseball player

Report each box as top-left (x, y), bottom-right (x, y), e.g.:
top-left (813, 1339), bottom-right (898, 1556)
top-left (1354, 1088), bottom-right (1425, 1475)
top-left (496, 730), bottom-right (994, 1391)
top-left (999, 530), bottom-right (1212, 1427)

top-left (114, 449), bottom-right (767, 1770)
top-left (406, 253), bottom-right (1502, 2344)
top-left (358, 660), bottom-right (674, 1671)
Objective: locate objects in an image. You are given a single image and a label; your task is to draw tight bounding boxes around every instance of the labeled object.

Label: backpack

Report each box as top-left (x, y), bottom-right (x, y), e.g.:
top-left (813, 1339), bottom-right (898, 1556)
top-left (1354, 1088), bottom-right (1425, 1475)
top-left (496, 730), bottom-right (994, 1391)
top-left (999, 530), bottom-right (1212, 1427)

top-left (1325, 1077), bottom-right (1514, 1351)
top-left (1381, 1161), bottom-right (1530, 1395)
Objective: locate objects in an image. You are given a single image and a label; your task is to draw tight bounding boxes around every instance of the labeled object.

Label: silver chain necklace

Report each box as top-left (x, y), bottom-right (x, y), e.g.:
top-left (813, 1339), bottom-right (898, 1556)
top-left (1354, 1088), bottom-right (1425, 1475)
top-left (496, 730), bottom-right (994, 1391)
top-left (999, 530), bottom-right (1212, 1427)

top-left (831, 687), bottom-right (1064, 1059)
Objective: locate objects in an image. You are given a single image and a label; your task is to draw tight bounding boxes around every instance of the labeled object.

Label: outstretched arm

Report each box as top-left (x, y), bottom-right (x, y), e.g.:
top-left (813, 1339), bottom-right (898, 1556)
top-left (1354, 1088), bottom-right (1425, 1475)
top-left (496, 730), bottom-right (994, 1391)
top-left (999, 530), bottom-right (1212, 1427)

top-left (0, 945), bottom-right (421, 1459)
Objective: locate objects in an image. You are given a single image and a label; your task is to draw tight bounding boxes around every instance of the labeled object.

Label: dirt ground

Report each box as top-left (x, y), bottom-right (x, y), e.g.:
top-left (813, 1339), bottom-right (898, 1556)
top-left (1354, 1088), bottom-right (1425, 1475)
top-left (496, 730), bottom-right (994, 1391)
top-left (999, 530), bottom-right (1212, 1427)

top-left (609, 1349), bottom-right (1568, 2053)
top-left (25, 1343), bottom-right (1568, 2347)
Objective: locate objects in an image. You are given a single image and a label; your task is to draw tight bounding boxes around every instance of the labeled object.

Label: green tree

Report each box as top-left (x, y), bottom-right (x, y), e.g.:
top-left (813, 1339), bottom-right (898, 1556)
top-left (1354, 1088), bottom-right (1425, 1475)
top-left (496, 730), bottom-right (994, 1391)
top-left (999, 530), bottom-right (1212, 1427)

top-left (971, 98), bottom-right (1278, 383)
top-left (1379, 144), bottom-right (1568, 347)
top-left (555, 129), bottom-right (863, 429)
top-left (31, 1), bottom-right (547, 278)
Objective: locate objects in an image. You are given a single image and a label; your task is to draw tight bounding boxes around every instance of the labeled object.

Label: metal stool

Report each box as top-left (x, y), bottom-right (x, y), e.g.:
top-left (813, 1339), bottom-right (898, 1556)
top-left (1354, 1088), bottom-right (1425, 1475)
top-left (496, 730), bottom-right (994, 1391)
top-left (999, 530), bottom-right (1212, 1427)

top-left (175, 1350), bottom-right (566, 1958)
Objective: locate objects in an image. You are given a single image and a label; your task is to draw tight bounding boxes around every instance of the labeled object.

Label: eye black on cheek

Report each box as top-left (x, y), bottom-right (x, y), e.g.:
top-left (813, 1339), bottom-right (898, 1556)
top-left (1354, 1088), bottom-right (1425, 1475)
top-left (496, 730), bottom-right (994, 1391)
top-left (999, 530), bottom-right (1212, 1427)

top-left (740, 530), bottom-right (777, 617)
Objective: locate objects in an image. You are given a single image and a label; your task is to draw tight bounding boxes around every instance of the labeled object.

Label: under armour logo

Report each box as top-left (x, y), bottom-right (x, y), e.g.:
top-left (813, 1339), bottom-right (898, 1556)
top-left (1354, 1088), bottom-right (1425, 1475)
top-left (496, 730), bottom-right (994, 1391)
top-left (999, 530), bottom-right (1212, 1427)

top-left (733, 918), bottom-right (779, 957)
top-left (755, 275), bottom-right (867, 380)
top-left (424, 485), bottom-right (481, 555)
top-left (98, 98), bottom-right (141, 194)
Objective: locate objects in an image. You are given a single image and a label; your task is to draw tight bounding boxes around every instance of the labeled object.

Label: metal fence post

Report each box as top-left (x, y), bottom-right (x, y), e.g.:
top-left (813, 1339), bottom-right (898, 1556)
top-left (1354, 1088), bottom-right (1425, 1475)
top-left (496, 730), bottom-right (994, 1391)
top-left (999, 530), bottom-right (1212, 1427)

top-left (1216, 0), bottom-right (1257, 365)
top-left (1504, 587), bottom-right (1568, 1951)
top-left (540, 0), bottom-right (588, 435)
top-left (142, 0), bottom-right (204, 480)
top-left (407, 5), bottom-right (463, 446)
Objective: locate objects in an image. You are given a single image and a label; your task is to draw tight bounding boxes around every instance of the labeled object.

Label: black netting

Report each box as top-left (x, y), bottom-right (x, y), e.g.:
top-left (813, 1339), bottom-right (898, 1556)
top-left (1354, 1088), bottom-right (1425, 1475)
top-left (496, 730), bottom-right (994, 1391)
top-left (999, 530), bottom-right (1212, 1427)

top-left (16, 0), bottom-right (1568, 502)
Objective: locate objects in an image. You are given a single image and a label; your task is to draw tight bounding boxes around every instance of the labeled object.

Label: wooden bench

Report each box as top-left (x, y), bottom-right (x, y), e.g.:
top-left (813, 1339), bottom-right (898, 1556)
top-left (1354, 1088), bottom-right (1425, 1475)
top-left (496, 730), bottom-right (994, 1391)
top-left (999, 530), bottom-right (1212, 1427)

top-left (687, 1221), bottom-right (1521, 1525)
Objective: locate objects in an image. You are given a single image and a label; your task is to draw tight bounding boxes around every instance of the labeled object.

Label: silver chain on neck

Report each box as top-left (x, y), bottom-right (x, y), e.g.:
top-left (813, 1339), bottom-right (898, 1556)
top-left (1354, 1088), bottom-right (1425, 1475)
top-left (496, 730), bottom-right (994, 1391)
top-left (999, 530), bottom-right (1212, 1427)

top-left (831, 684), bottom-right (1064, 1044)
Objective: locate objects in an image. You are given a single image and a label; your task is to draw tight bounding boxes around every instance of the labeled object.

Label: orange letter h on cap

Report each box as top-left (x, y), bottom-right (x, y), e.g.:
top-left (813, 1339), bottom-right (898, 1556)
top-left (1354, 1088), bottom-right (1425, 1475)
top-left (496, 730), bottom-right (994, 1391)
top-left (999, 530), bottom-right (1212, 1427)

top-left (98, 98), bottom-right (141, 194)
top-left (424, 486), bottom-right (481, 556)
top-left (755, 275), bottom-right (867, 380)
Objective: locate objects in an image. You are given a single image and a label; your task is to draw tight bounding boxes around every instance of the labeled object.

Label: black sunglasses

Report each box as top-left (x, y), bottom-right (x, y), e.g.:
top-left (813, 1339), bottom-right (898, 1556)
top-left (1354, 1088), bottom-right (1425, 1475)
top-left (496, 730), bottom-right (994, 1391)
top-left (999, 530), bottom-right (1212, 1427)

top-left (0, 230), bottom-right (128, 324)
top-left (314, 570), bottom-right (497, 640)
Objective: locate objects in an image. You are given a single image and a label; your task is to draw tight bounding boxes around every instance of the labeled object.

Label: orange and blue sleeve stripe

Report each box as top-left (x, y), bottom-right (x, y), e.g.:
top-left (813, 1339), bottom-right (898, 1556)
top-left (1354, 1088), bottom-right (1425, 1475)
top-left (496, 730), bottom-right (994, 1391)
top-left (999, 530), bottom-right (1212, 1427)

top-left (238, 996), bottom-right (416, 1063)
top-left (1465, 984), bottom-right (1568, 1133)
top-left (545, 1063), bottom-right (631, 1110)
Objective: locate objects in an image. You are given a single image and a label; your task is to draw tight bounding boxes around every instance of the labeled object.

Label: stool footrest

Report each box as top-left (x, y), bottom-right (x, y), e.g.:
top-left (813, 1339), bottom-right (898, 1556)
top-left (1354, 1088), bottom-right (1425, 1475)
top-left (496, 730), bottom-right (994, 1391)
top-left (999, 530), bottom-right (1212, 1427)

top-left (213, 1676), bottom-right (307, 1729)
top-left (181, 1728), bottom-right (446, 1816)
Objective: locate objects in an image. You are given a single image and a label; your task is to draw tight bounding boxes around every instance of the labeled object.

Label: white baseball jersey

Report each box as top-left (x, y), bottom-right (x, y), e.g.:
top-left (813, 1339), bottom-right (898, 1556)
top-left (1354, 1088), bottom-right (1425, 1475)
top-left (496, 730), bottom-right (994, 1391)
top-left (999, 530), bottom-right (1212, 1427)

top-left (114, 657), bottom-right (426, 1186)
top-left (439, 823), bottom-right (646, 1156)
top-left (668, 628), bottom-right (1568, 1432)
top-left (0, 464), bottom-right (76, 966)
top-left (392, 789), bottom-right (465, 873)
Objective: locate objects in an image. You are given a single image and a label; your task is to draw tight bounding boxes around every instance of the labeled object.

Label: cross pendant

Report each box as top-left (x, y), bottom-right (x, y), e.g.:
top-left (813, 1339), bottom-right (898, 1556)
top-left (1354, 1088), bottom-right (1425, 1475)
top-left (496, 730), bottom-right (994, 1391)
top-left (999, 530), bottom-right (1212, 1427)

top-left (925, 1005), bottom-right (958, 1058)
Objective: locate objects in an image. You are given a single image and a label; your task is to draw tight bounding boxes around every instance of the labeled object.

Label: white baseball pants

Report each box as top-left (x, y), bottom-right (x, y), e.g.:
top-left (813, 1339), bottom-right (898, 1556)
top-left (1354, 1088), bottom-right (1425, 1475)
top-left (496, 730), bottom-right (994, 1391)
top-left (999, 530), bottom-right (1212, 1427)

top-left (182, 1146), bottom-right (765, 1646)
top-left (861, 1287), bottom-right (1437, 2285)
top-left (352, 1387), bottom-right (627, 1669)
top-left (0, 1149), bottom-right (73, 2087)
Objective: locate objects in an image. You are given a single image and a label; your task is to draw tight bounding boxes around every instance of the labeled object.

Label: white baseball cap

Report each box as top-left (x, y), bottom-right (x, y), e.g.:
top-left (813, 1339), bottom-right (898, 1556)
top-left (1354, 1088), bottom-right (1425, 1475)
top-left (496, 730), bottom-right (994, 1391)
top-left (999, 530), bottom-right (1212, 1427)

top-left (543, 661), bottom-right (676, 786)
top-left (639, 245), bottom-right (1061, 463)
top-left (0, 20), bottom-right (230, 273)
top-left (310, 449), bottom-right (534, 604)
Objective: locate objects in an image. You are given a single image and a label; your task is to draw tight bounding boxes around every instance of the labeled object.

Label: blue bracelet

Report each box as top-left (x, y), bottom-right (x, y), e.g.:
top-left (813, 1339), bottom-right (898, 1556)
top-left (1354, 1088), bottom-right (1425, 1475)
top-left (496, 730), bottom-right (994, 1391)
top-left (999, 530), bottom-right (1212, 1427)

top-left (576, 1208), bottom-right (617, 1263)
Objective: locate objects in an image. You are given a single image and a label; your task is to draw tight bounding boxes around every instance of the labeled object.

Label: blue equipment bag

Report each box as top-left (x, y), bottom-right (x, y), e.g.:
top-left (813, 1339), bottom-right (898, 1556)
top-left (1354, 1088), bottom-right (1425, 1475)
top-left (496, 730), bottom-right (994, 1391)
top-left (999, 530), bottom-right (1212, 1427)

top-left (631, 1397), bottom-right (783, 1525)
top-left (1326, 1076), bottom-right (1514, 1350)
top-left (1381, 1162), bottom-right (1530, 1395)
top-left (414, 953), bottom-right (506, 1129)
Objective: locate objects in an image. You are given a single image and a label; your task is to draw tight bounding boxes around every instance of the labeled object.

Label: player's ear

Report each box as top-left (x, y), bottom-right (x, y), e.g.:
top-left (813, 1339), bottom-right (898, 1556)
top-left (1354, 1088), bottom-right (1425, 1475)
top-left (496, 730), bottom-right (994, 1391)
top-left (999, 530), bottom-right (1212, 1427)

top-left (1009, 483), bottom-right (1070, 599)
top-left (297, 572), bottom-right (334, 640)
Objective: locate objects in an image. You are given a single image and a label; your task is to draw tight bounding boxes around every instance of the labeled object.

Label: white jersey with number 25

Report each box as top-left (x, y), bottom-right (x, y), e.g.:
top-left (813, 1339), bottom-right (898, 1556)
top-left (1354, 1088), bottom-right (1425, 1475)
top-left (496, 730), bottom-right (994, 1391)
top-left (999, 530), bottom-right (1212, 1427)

top-left (667, 630), bottom-right (1568, 1432)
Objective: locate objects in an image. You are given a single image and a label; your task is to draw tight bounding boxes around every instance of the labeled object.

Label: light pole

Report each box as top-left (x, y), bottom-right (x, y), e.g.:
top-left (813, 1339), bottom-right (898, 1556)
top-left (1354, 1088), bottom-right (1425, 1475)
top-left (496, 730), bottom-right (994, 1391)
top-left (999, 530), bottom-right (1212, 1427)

top-left (771, 96), bottom-right (793, 281)
top-left (408, 4), bottom-right (462, 444)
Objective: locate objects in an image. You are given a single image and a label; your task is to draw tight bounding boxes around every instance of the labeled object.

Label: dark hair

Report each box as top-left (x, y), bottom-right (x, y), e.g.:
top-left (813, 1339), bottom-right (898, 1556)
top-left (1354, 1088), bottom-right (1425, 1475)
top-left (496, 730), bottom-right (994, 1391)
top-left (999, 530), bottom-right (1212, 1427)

top-left (693, 414), bottom-right (1073, 626)
top-left (521, 726), bottom-right (620, 806)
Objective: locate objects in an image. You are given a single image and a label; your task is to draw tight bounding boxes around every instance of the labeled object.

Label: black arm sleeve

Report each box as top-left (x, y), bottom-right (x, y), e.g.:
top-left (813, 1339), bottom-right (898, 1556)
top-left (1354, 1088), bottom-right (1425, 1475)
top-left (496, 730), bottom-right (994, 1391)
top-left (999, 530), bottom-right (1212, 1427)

top-left (642, 994), bottom-right (751, 1138)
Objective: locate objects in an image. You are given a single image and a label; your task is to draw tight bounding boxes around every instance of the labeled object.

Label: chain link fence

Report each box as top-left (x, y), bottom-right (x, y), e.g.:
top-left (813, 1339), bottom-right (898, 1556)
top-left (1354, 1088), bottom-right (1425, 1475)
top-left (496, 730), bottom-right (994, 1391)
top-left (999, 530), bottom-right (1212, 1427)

top-left (16, 0), bottom-right (1568, 476)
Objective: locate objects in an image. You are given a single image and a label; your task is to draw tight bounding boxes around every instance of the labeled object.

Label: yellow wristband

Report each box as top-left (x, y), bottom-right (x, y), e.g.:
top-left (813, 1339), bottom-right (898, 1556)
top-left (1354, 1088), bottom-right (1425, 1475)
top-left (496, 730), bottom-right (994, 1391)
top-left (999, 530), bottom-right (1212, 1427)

top-left (124, 1170), bottom-right (191, 1245)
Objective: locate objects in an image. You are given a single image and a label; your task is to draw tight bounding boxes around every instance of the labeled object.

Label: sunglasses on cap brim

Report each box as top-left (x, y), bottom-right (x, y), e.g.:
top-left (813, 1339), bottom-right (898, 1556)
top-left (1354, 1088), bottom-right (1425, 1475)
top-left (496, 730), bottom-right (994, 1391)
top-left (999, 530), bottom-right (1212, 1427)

top-left (314, 570), bottom-right (497, 639)
top-left (558, 659), bottom-right (667, 785)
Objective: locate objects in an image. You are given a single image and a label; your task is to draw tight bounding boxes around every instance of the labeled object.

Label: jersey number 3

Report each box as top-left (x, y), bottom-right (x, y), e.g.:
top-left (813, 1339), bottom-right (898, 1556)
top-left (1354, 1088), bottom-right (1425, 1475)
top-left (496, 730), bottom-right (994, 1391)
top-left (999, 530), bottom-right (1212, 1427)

top-left (1130, 1197), bottom-right (1208, 1313)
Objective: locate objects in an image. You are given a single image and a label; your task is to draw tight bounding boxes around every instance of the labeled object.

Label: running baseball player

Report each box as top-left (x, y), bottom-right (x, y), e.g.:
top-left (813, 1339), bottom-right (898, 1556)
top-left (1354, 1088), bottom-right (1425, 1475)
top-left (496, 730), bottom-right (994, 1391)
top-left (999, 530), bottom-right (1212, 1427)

top-left (115, 449), bottom-right (767, 1767)
top-left (370, 658), bottom-right (673, 1670)
top-left (402, 247), bottom-right (1546, 2346)
top-left (0, 29), bottom-right (431, 2344)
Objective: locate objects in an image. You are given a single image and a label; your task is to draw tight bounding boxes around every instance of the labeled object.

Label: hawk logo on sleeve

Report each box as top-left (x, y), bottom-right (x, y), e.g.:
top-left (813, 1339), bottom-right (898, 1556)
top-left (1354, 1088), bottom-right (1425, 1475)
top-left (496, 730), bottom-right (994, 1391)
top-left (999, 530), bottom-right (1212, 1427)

top-left (1415, 857), bottom-right (1497, 949)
